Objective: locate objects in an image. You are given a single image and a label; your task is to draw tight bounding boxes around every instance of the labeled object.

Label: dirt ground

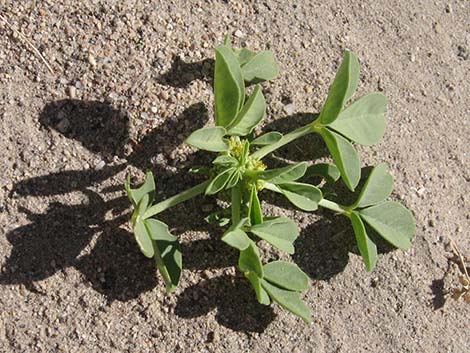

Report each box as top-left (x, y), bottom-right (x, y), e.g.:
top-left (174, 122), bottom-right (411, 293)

top-left (1, 1), bottom-right (469, 352)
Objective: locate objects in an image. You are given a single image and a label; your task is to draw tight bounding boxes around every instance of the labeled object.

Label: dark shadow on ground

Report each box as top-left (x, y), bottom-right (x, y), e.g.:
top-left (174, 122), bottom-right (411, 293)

top-left (156, 57), bottom-right (214, 88)
top-left (175, 274), bottom-right (275, 333)
top-left (3, 98), bottom-right (276, 332)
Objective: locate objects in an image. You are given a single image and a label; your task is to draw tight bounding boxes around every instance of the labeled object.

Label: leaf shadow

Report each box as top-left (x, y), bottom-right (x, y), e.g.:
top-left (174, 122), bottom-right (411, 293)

top-left (156, 57), bottom-right (214, 88)
top-left (175, 274), bottom-right (275, 333)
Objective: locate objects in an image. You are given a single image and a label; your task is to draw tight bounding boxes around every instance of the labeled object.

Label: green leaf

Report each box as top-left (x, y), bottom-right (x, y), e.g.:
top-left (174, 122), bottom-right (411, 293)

top-left (205, 167), bottom-right (235, 195)
top-left (227, 85), bottom-right (266, 136)
top-left (258, 162), bottom-right (308, 184)
top-left (250, 217), bottom-right (299, 254)
top-left (221, 218), bottom-right (250, 250)
top-left (249, 185), bottom-right (263, 226)
top-left (188, 166), bottom-right (211, 175)
top-left (185, 126), bottom-right (229, 152)
top-left (235, 48), bottom-right (256, 66)
top-left (319, 50), bottom-right (360, 124)
top-left (303, 163), bottom-right (340, 184)
top-left (238, 241), bottom-right (264, 278)
top-left (251, 131), bottom-right (283, 146)
top-left (260, 279), bottom-right (311, 324)
top-left (359, 201), bottom-right (416, 250)
top-left (125, 171), bottom-right (156, 206)
top-left (214, 45), bottom-right (245, 127)
top-left (133, 220), bottom-right (154, 258)
top-left (204, 211), bottom-right (230, 227)
top-left (328, 93), bottom-right (387, 145)
top-left (277, 182), bottom-right (322, 211)
top-left (320, 128), bottom-right (361, 191)
top-left (246, 272), bottom-right (270, 305)
top-left (225, 169), bottom-right (241, 189)
top-left (350, 212), bottom-right (377, 272)
top-left (263, 261), bottom-right (309, 291)
top-left (241, 51), bottom-right (280, 83)
top-left (212, 155), bottom-right (238, 167)
top-left (354, 163), bottom-right (394, 209)
top-left (145, 219), bottom-right (182, 293)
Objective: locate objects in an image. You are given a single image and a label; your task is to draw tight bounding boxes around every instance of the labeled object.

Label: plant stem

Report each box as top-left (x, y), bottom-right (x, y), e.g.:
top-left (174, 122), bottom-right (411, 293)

top-left (251, 124), bottom-right (313, 160)
top-left (318, 198), bottom-right (349, 215)
top-left (231, 184), bottom-right (241, 224)
top-left (143, 180), bottom-right (210, 219)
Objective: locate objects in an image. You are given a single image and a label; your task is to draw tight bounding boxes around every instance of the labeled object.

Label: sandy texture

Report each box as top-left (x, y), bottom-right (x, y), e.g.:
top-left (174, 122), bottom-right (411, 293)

top-left (1, 1), bottom-right (469, 352)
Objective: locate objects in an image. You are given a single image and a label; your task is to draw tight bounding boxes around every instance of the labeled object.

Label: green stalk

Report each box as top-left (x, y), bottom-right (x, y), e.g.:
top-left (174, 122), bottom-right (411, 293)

top-left (231, 184), bottom-right (242, 224)
top-left (251, 124), bottom-right (313, 160)
top-left (318, 198), bottom-right (349, 215)
top-left (143, 180), bottom-right (210, 219)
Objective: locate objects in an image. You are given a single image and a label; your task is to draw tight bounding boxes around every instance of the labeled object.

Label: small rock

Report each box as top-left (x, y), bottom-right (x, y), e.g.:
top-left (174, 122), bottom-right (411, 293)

top-left (234, 29), bottom-right (244, 38)
top-left (283, 103), bottom-right (295, 115)
top-left (94, 160), bottom-right (106, 170)
top-left (88, 53), bottom-right (97, 67)
top-left (434, 23), bottom-right (442, 34)
top-left (67, 86), bottom-right (76, 98)
top-left (304, 84), bottom-right (313, 93)
top-left (151, 106), bottom-right (158, 113)
top-left (56, 118), bottom-right (70, 133)
top-left (445, 4), bottom-right (452, 13)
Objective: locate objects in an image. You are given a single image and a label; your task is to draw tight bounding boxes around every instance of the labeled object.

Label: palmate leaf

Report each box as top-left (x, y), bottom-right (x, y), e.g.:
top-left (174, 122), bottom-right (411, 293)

top-left (125, 171), bottom-right (156, 206)
top-left (250, 217), bottom-right (299, 254)
top-left (145, 218), bottom-right (182, 293)
top-left (133, 218), bottom-right (182, 293)
top-left (227, 85), bottom-right (266, 136)
top-left (258, 162), bottom-right (308, 184)
top-left (350, 211), bottom-right (377, 271)
top-left (234, 48), bottom-right (256, 66)
top-left (241, 51), bottom-right (280, 84)
top-left (212, 155), bottom-right (238, 167)
top-left (328, 93), bottom-right (387, 146)
top-left (354, 163), bottom-right (394, 209)
top-left (263, 261), bottom-right (309, 291)
top-left (251, 131), bottom-right (283, 146)
top-left (238, 241), bottom-right (264, 278)
top-left (303, 163), bottom-right (341, 184)
top-left (133, 219), bottom-right (155, 258)
top-left (214, 45), bottom-right (245, 127)
top-left (221, 218), bottom-right (250, 250)
top-left (205, 167), bottom-right (235, 195)
top-left (277, 182), bottom-right (322, 211)
top-left (185, 126), bottom-right (229, 152)
top-left (320, 128), bottom-right (361, 191)
top-left (359, 201), bottom-right (416, 250)
top-left (246, 272), bottom-right (270, 305)
top-left (319, 50), bottom-right (360, 124)
top-left (260, 279), bottom-right (311, 324)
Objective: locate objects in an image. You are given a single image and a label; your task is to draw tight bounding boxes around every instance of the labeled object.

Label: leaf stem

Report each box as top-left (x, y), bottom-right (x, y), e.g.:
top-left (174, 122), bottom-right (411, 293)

top-left (318, 198), bottom-right (349, 215)
top-left (231, 184), bottom-right (242, 224)
top-left (251, 124), bottom-right (313, 160)
top-left (143, 180), bottom-right (210, 219)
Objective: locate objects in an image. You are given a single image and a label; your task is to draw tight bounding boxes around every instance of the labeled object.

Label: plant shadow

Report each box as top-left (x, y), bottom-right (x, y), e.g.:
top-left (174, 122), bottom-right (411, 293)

top-left (156, 57), bottom-right (214, 88)
top-left (3, 97), bottom-right (275, 332)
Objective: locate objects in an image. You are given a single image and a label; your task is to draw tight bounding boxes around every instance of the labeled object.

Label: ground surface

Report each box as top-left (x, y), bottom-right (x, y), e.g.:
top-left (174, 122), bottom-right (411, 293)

top-left (1, 1), bottom-right (469, 352)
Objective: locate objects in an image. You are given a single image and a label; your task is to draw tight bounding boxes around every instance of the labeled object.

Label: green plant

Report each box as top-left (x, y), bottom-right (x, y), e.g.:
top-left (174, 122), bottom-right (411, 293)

top-left (125, 38), bottom-right (416, 324)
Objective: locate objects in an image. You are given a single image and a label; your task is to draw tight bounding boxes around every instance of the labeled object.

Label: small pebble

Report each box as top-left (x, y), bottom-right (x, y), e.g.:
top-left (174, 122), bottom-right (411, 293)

top-left (88, 53), bottom-right (97, 67)
top-left (234, 29), bottom-right (244, 38)
top-left (283, 103), bottom-right (295, 115)
top-left (94, 160), bottom-right (106, 170)
top-left (56, 118), bottom-right (70, 133)
top-left (67, 86), bottom-right (76, 98)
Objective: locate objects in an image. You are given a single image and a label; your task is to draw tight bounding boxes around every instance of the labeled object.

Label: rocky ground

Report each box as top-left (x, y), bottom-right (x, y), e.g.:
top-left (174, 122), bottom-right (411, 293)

top-left (0, 1), bottom-right (469, 352)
